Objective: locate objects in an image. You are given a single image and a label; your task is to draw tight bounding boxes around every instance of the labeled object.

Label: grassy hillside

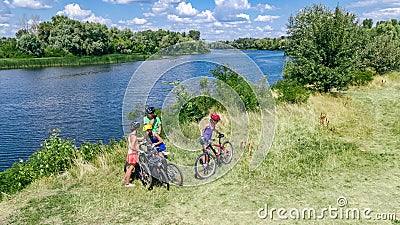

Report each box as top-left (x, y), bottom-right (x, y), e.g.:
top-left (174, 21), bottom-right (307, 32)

top-left (1, 73), bottom-right (399, 224)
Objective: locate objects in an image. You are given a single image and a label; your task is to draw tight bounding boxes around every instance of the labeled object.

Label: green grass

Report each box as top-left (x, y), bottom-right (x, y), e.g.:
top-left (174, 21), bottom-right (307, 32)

top-left (0, 54), bottom-right (147, 70)
top-left (1, 74), bottom-right (400, 224)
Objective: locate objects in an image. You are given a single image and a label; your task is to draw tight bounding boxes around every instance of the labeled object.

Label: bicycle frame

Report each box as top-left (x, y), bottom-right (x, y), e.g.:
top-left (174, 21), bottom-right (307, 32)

top-left (195, 133), bottom-right (233, 179)
top-left (206, 136), bottom-right (224, 159)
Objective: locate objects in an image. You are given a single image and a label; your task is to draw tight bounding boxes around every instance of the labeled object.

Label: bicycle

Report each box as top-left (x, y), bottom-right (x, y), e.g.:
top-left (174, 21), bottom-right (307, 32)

top-left (123, 159), bottom-right (152, 190)
top-left (138, 140), bottom-right (184, 189)
top-left (194, 133), bottom-right (234, 179)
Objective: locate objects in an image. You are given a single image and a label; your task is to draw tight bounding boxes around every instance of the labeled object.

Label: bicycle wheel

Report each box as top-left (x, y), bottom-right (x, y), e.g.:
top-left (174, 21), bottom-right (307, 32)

top-left (158, 166), bottom-right (170, 191)
top-left (220, 141), bottom-right (234, 164)
top-left (194, 152), bottom-right (216, 179)
top-left (167, 162), bottom-right (183, 186)
top-left (138, 163), bottom-right (153, 190)
top-left (138, 152), bottom-right (148, 164)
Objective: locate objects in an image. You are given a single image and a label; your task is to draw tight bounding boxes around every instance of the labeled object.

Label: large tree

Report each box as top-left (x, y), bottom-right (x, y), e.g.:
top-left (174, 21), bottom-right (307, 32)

top-left (284, 4), bottom-right (360, 92)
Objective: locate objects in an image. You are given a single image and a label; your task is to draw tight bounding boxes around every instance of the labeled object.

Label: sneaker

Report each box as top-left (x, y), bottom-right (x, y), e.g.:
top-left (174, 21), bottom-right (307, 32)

top-left (125, 183), bottom-right (135, 188)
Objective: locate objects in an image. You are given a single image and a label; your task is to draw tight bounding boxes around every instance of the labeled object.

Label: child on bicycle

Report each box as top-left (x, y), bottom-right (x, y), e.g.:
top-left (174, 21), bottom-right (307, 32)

top-left (200, 113), bottom-right (223, 153)
top-left (124, 121), bottom-right (141, 188)
top-left (143, 123), bottom-right (168, 158)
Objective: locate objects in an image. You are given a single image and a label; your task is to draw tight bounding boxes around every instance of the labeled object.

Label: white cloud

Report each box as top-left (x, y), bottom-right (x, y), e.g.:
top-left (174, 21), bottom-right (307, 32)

top-left (256, 25), bottom-right (273, 32)
top-left (167, 14), bottom-right (192, 23)
top-left (176, 2), bottom-right (198, 16)
top-left (152, 0), bottom-right (172, 14)
top-left (11, 0), bottom-right (52, 9)
top-left (163, 0), bottom-right (181, 3)
top-left (152, 0), bottom-right (182, 12)
top-left (254, 3), bottom-right (275, 12)
top-left (363, 7), bottom-right (400, 20)
top-left (56, 3), bottom-right (92, 20)
top-left (236, 13), bottom-right (249, 21)
top-left (264, 25), bottom-right (273, 30)
top-left (214, 0), bottom-right (251, 23)
top-left (214, 0), bottom-right (250, 10)
top-left (143, 12), bottom-right (156, 17)
top-left (195, 10), bottom-right (215, 23)
top-left (349, 0), bottom-right (400, 8)
top-left (254, 15), bottom-right (280, 22)
top-left (102, 0), bottom-right (153, 4)
top-left (119, 17), bottom-right (148, 25)
top-left (85, 14), bottom-right (113, 25)
top-left (213, 21), bottom-right (222, 27)
top-left (56, 3), bottom-right (113, 26)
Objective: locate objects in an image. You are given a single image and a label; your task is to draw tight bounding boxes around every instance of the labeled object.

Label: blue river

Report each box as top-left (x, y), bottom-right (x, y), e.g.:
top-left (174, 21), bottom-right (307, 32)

top-left (0, 50), bottom-right (285, 171)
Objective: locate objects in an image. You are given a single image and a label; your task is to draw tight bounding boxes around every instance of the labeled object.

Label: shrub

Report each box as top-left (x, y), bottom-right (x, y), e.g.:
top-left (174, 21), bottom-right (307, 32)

top-left (271, 80), bottom-right (310, 104)
top-left (0, 130), bottom-right (115, 200)
top-left (350, 70), bottom-right (374, 86)
top-left (211, 65), bottom-right (259, 111)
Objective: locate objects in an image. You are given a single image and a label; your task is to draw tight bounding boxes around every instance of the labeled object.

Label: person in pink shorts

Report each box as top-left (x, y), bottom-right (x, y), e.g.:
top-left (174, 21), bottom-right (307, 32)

top-left (124, 121), bottom-right (141, 188)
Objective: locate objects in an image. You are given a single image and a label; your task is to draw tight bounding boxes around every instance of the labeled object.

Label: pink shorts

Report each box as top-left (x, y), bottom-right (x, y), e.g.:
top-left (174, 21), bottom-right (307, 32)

top-left (126, 153), bottom-right (139, 165)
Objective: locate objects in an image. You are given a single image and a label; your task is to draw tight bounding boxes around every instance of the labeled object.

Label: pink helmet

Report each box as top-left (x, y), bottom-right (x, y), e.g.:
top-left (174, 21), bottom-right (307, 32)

top-left (210, 113), bottom-right (221, 121)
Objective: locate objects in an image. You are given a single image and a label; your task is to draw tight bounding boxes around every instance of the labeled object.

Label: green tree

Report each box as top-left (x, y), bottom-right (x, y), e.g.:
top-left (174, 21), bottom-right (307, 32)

top-left (360, 20), bottom-right (400, 73)
top-left (0, 37), bottom-right (22, 58)
top-left (284, 4), bottom-right (360, 92)
top-left (48, 15), bottom-right (83, 55)
top-left (188, 30), bottom-right (200, 41)
top-left (81, 22), bottom-right (110, 55)
top-left (211, 65), bottom-right (259, 111)
top-left (362, 18), bottom-right (373, 29)
top-left (17, 34), bottom-right (44, 57)
top-left (37, 21), bottom-right (53, 45)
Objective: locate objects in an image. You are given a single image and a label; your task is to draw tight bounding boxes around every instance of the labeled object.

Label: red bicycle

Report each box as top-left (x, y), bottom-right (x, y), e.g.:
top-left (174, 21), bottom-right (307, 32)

top-left (194, 133), bottom-right (234, 179)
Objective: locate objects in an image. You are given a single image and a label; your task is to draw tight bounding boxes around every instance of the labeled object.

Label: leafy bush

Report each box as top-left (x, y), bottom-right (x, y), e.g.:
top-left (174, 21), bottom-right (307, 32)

top-left (0, 130), bottom-right (116, 200)
top-left (271, 80), bottom-right (310, 104)
top-left (211, 65), bottom-right (260, 111)
top-left (172, 66), bottom-right (260, 124)
top-left (180, 96), bottom-right (225, 123)
top-left (44, 46), bottom-right (69, 57)
top-left (350, 70), bottom-right (374, 86)
top-left (17, 34), bottom-right (45, 58)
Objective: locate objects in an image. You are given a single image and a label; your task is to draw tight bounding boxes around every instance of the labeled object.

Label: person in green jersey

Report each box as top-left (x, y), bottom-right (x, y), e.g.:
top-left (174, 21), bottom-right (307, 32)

top-left (143, 106), bottom-right (162, 135)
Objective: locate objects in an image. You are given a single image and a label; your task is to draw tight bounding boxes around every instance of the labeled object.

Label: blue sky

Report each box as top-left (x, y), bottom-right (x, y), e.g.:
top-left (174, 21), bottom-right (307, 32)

top-left (1, 0), bottom-right (400, 41)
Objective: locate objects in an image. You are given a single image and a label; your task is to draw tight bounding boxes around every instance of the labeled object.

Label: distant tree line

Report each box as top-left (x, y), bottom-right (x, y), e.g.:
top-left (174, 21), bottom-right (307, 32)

top-left (0, 15), bottom-right (204, 58)
top-left (272, 4), bottom-right (400, 103)
top-left (209, 37), bottom-right (286, 50)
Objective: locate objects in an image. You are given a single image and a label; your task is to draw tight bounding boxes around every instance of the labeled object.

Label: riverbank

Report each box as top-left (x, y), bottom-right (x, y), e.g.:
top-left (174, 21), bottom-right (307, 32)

top-left (0, 54), bottom-right (147, 70)
top-left (1, 73), bottom-right (399, 224)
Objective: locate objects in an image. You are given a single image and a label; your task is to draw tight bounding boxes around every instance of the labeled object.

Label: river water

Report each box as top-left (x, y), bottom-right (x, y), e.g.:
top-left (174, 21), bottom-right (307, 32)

top-left (0, 50), bottom-right (285, 171)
